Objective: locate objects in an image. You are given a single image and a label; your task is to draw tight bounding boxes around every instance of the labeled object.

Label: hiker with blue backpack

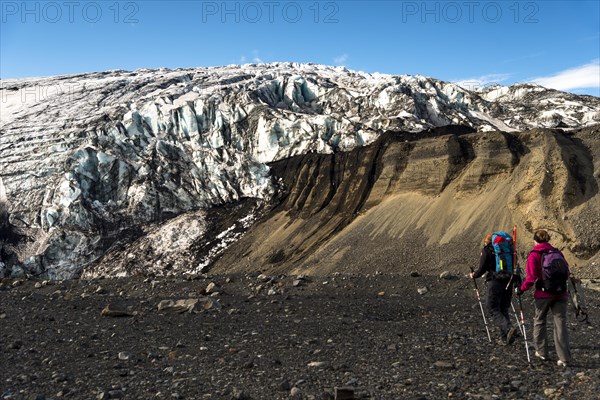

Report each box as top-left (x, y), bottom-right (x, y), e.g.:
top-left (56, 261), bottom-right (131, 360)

top-left (471, 233), bottom-right (520, 345)
top-left (516, 229), bottom-right (571, 367)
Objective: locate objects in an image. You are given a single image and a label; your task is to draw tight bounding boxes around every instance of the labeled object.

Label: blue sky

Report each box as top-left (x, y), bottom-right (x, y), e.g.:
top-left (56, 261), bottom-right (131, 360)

top-left (1, 0), bottom-right (599, 95)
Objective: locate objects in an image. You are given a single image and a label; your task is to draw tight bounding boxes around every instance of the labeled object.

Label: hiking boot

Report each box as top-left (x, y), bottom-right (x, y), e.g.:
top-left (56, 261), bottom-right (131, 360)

top-left (512, 326), bottom-right (522, 338)
top-left (557, 360), bottom-right (568, 367)
top-left (496, 334), bottom-right (509, 346)
top-left (534, 351), bottom-right (547, 361)
top-left (506, 327), bottom-right (518, 345)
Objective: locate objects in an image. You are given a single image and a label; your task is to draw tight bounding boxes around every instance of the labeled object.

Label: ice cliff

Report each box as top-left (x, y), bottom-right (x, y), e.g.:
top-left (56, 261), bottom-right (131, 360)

top-left (0, 63), bottom-right (599, 278)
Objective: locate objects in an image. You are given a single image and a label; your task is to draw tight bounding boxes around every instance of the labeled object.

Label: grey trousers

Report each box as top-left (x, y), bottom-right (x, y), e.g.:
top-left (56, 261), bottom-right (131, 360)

top-left (533, 297), bottom-right (571, 362)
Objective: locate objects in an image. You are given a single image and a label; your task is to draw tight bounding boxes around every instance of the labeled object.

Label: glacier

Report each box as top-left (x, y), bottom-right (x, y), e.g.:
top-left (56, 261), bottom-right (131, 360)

top-left (0, 62), bottom-right (599, 279)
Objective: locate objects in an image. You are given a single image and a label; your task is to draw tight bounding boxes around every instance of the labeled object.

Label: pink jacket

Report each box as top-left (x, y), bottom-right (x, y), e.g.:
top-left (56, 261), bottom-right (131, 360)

top-left (520, 242), bottom-right (569, 299)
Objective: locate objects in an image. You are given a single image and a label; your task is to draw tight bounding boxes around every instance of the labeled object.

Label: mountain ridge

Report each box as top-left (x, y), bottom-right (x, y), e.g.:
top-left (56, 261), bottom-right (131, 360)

top-left (0, 63), bottom-right (599, 279)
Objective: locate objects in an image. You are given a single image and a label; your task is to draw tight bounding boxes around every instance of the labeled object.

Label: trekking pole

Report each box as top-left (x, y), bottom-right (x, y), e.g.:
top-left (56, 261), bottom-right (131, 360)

top-left (516, 293), bottom-right (532, 364)
top-left (508, 225), bottom-right (525, 336)
top-left (470, 267), bottom-right (492, 343)
top-left (505, 274), bottom-right (523, 335)
top-left (505, 275), bottom-right (524, 336)
top-left (568, 277), bottom-right (590, 324)
top-left (511, 302), bottom-right (525, 336)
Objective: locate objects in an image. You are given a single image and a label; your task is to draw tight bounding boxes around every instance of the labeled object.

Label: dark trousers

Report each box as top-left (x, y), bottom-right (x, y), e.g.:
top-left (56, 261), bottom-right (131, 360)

top-left (487, 279), bottom-right (513, 338)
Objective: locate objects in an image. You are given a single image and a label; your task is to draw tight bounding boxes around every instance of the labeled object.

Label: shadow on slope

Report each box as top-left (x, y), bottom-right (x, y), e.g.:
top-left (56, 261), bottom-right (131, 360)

top-left (210, 126), bottom-right (600, 278)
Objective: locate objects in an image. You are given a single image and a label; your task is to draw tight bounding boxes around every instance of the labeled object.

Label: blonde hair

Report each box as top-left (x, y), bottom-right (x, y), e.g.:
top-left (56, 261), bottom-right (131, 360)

top-left (484, 234), bottom-right (492, 245)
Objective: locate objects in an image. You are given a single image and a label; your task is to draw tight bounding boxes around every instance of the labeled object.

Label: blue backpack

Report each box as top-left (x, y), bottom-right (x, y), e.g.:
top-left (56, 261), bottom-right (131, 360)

top-left (491, 232), bottom-right (514, 278)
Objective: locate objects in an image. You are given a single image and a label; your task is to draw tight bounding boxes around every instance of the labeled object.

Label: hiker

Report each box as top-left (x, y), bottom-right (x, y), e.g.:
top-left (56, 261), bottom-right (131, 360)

top-left (471, 234), bottom-right (518, 345)
top-left (516, 230), bottom-right (571, 367)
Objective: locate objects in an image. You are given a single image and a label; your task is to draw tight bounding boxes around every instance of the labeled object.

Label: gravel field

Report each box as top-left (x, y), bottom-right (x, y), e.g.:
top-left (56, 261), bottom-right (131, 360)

top-left (1, 274), bottom-right (599, 400)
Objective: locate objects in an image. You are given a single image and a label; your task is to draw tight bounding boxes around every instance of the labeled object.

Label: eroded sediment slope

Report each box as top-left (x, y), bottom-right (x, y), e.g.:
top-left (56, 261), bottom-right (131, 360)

top-left (210, 126), bottom-right (600, 278)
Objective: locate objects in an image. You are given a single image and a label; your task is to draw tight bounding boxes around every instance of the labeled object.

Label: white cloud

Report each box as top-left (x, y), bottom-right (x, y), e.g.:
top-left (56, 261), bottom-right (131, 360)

top-left (334, 54), bottom-right (348, 65)
top-left (239, 51), bottom-right (263, 64)
top-left (252, 50), bottom-right (263, 64)
top-left (454, 73), bottom-right (511, 90)
top-left (531, 60), bottom-right (600, 91)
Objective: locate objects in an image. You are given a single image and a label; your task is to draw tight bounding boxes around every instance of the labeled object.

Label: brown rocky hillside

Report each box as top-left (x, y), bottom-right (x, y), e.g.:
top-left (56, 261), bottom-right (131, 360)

top-left (210, 126), bottom-right (600, 278)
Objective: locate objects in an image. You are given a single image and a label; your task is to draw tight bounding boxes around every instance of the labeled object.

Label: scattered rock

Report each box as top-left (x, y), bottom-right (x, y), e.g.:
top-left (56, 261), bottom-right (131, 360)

top-left (433, 361), bottom-right (454, 370)
top-left (8, 340), bottom-right (23, 350)
top-left (0, 273), bottom-right (598, 399)
top-left (200, 297), bottom-right (221, 311)
top-left (417, 287), bottom-right (428, 295)
top-left (107, 390), bottom-right (125, 399)
top-left (334, 386), bottom-right (355, 400)
top-left (307, 361), bottom-right (329, 368)
top-left (232, 388), bottom-right (250, 400)
top-left (157, 299), bottom-right (199, 313)
top-left (101, 304), bottom-right (133, 317)
top-left (206, 282), bottom-right (218, 294)
top-left (293, 275), bottom-right (308, 287)
top-left (184, 273), bottom-right (201, 281)
top-left (278, 380), bottom-right (291, 391)
top-left (439, 271), bottom-right (454, 280)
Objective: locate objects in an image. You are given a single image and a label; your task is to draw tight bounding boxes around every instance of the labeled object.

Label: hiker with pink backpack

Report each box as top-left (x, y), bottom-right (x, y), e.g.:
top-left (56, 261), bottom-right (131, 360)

top-left (516, 229), bottom-right (572, 367)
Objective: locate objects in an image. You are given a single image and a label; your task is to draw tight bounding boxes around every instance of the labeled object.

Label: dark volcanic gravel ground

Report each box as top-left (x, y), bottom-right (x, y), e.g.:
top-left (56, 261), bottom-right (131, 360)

top-left (1, 274), bottom-right (599, 400)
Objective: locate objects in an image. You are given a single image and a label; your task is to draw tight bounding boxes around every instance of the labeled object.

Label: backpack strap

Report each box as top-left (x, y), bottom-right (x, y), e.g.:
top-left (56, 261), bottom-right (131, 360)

top-left (529, 250), bottom-right (547, 255)
top-left (529, 249), bottom-right (547, 286)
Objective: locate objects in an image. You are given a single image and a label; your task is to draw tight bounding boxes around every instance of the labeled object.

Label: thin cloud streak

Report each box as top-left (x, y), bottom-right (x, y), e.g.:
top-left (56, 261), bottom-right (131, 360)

top-left (334, 54), bottom-right (348, 65)
top-left (531, 60), bottom-right (600, 91)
